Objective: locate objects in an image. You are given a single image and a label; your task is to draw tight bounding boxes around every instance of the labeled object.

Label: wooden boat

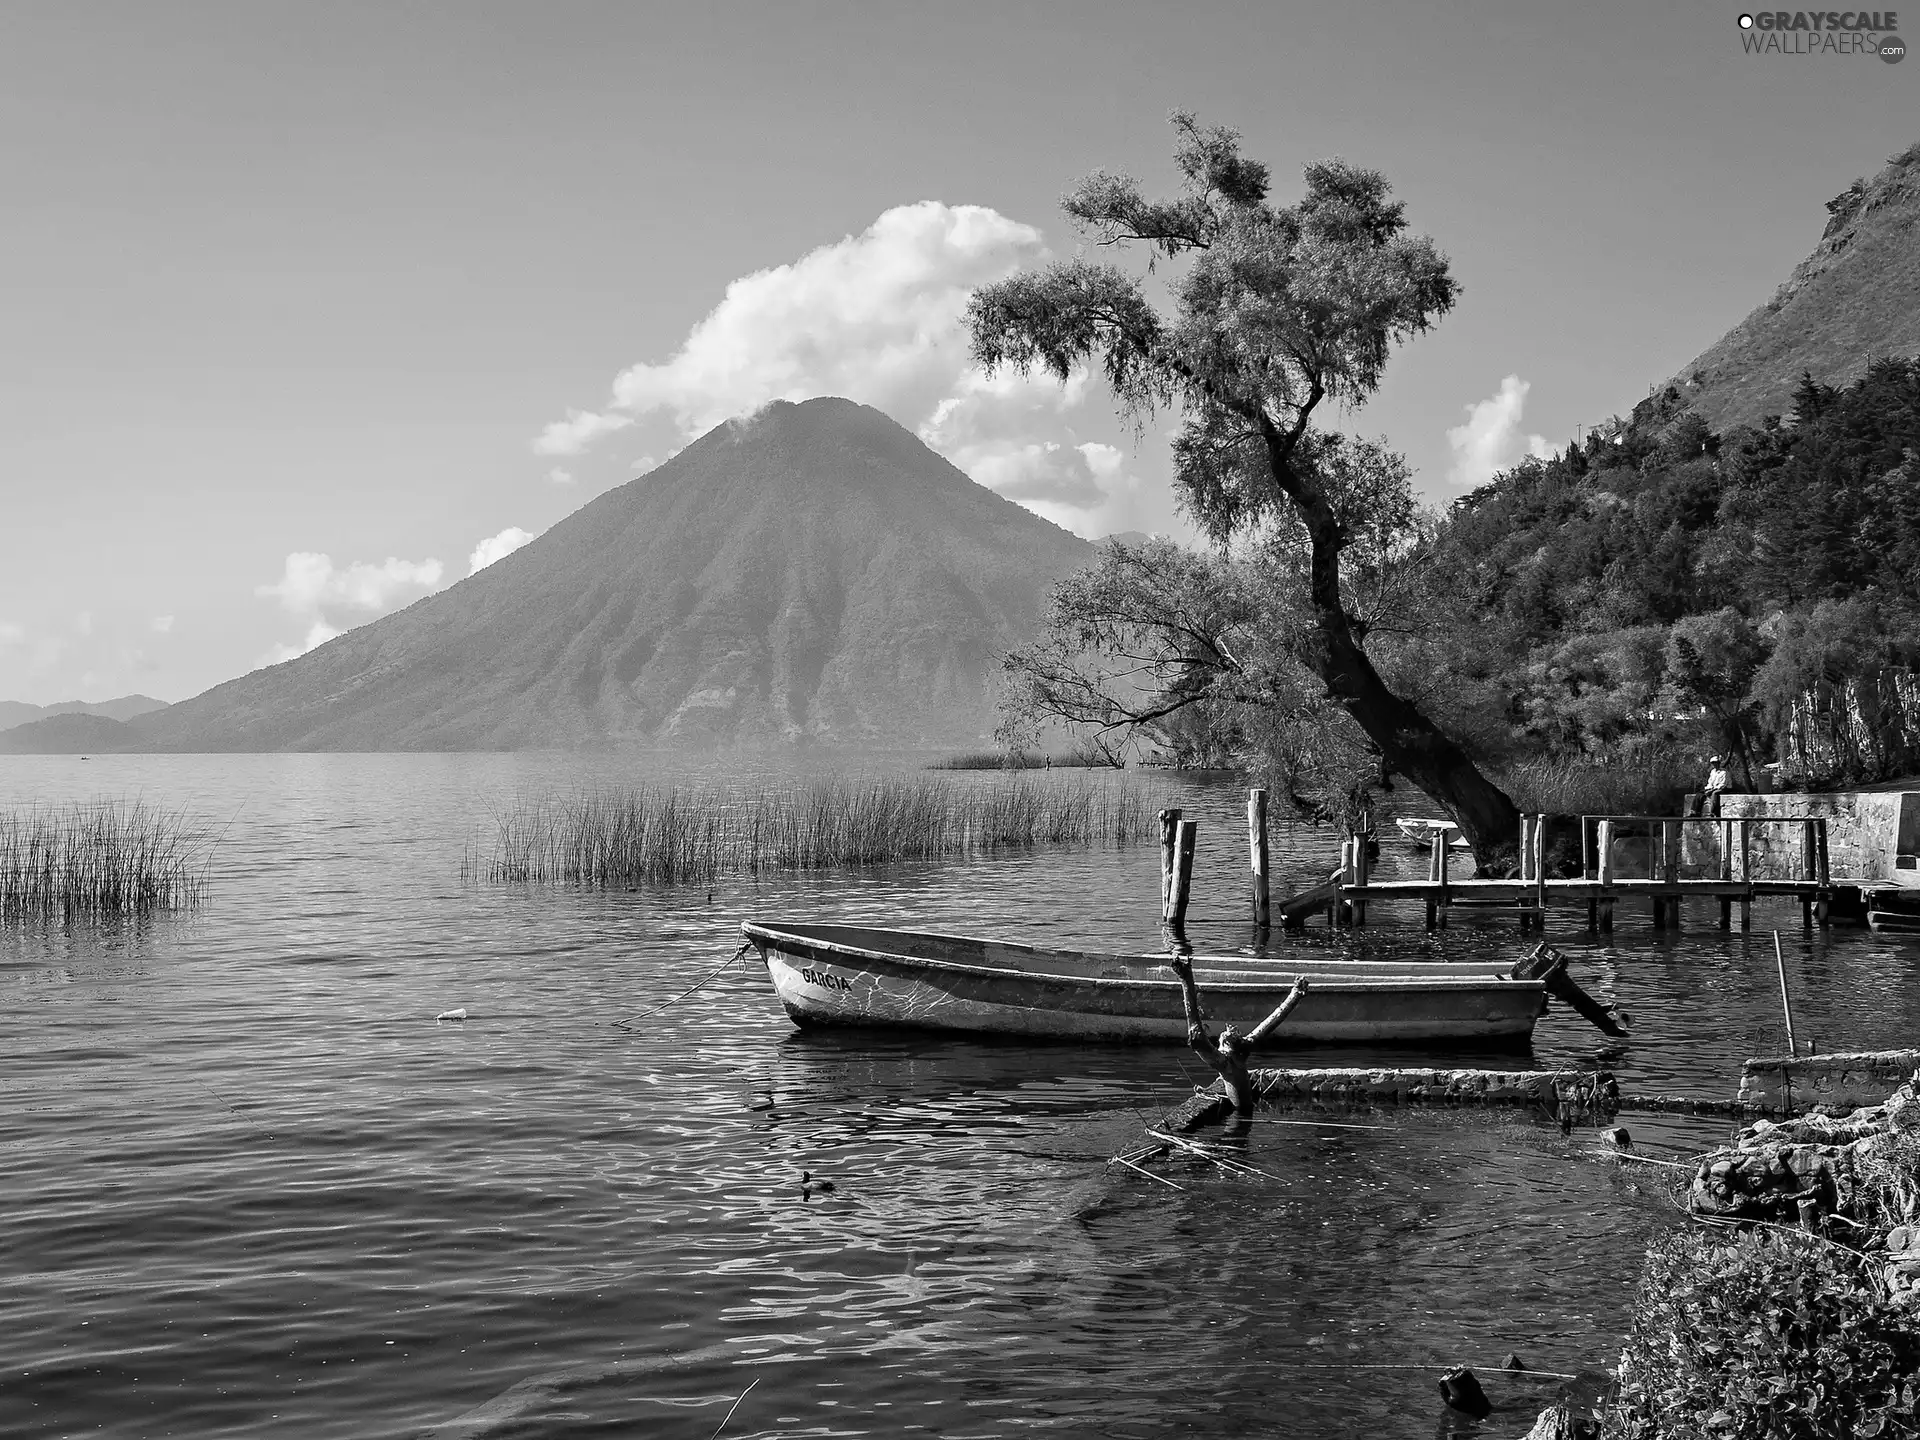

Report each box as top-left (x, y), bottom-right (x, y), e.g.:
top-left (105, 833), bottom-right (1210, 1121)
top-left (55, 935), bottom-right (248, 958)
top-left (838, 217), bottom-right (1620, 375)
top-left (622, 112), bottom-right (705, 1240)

top-left (742, 921), bottom-right (1550, 1046)
top-left (1395, 817), bottom-right (1472, 851)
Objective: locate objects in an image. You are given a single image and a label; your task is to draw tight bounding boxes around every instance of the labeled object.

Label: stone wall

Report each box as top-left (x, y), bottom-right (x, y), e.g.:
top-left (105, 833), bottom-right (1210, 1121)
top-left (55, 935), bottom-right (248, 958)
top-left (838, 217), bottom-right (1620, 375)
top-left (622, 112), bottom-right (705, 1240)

top-left (1737, 1049), bottom-right (1920, 1112)
top-left (1670, 791), bottom-right (1918, 883)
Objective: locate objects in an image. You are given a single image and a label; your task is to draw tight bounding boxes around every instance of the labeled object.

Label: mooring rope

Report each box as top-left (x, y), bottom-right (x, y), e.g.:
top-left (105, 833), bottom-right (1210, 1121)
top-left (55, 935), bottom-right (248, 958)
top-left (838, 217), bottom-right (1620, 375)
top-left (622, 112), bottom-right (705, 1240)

top-left (610, 941), bottom-right (753, 1031)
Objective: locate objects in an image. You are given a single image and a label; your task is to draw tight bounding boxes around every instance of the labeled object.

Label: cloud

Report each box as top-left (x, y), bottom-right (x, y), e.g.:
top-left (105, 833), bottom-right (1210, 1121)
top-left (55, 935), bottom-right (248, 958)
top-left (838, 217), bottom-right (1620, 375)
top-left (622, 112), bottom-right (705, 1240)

top-left (150, 615), bottom-right (174, 634)
top-left (1447, 375), bottom-right (1553, 490)
top-left (75, 611), bottom-right (93, 636)
top-left (545, 467), bottom-right (576, 486)
top-left (548, 201), bottom-right (1046, 448)
top-left (468, 526), bottom-right (535, 575)
top-left (255, 552), bottom-right (445, 663)
top-left (541, 199), bottom-right (1175, 537)
top-left (533, 409), bottom-right (633, 457)
top-left (0, 620), bottom-right (23, 646)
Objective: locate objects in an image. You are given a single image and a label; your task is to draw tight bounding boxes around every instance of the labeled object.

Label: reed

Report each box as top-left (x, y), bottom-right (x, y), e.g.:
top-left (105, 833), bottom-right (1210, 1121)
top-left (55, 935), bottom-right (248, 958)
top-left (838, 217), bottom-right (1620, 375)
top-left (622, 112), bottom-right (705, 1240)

top-left (1496, 751), bottom-right (1698, 818)
top-left (0, 799), bottom-right (213, 921)
top-left (463, 772), bottom-right (1165, 888)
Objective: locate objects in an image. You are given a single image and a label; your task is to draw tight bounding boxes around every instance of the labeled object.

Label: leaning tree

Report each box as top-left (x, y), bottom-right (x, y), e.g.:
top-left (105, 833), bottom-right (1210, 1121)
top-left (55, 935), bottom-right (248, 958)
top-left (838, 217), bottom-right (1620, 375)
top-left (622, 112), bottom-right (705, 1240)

top-left (968, 111), bottom-right (1522, 859)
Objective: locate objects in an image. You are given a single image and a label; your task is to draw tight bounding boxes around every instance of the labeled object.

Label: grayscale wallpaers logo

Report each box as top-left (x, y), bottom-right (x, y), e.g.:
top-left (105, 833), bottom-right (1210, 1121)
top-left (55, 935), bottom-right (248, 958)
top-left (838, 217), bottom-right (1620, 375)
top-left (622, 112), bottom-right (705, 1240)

top-left (1737, 10), bottom-right (1905, 58)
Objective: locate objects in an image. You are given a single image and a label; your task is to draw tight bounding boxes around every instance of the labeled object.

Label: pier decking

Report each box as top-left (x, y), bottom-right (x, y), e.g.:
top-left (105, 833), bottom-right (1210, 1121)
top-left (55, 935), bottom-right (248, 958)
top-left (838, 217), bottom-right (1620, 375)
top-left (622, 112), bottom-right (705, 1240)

top-left (1303, 811), bottom-right (1859, 934)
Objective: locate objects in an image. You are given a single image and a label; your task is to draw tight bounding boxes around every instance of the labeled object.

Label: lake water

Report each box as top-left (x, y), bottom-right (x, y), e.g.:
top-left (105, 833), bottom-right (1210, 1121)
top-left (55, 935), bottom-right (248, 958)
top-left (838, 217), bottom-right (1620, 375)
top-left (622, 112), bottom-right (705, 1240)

top-left (4, 753), bottom-right (1916, 1439)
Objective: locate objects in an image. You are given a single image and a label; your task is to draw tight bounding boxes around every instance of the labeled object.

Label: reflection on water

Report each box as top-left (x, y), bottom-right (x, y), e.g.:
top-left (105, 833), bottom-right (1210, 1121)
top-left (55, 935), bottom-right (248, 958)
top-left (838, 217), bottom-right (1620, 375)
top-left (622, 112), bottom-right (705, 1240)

top-left (1, 753), bottom-right (1912, 1438)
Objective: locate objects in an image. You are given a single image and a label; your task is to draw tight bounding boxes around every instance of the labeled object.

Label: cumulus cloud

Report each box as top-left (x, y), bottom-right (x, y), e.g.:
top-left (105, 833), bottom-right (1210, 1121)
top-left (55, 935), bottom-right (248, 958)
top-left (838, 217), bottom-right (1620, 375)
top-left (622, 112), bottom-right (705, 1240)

top-left (538, 199), bottom-right (1177, 535)
top-left (150, 615), bottom-right (174, 634)
top-left (468, 526), bottom-right (535, 575)
top-left (533, 409), bottom-right (633, 457)
top-left (586, 202), bottom-right (1048, 442)
top-left (256, 552), bottom-right (445, 664)
top-left (1447, 375), bottom-right (1553, 490)
top-left (545, 467), bottom-right (576, 487)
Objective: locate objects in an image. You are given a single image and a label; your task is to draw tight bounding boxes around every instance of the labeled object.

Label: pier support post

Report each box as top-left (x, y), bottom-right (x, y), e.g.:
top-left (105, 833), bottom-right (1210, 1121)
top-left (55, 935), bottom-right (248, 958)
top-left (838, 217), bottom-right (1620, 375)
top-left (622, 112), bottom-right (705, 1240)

top-left (1718, 818), bottom-right (1733, 930)
top-left (1352, 824), bottom-right (1369, 927)
top-left (1815, 818), bottom-right (1831, 926)
top-left (1534, 812), bottom-right (1549, 930)
top-left (1664, 819), bottom-right (1682, 931)
top-left (1596, 820), bottom-right (1615, 935)
top-left (1166, 819), bottom-right (1198, 929)
top-left (1158, 808), bottom-right (1182, 920)
top-left (1248, 789), bottom-right (1270, 931)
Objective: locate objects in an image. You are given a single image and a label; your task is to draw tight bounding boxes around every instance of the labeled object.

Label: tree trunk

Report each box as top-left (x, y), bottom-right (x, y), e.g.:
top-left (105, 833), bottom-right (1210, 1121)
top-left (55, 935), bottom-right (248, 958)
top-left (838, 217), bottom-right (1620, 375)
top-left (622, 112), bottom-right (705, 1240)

top-left (1275, 437), bottom-right (1521, 868)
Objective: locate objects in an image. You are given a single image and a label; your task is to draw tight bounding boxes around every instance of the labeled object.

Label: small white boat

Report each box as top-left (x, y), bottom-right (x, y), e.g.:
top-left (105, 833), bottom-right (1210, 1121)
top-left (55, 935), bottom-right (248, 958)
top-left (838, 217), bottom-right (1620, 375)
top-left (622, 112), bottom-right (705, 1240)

top-left (1395, 817), bottom-right (1472, 851)
top-left (742, 921), bottom-right (1549, 1046)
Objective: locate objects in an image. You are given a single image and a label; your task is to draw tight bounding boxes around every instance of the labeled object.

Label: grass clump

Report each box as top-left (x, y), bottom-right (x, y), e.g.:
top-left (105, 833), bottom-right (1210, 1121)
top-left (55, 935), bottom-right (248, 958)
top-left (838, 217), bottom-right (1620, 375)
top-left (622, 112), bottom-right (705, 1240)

top-left (464, 772), bottom-right (1164, 888)
top-left (0, 800), bottom-right (212, 921)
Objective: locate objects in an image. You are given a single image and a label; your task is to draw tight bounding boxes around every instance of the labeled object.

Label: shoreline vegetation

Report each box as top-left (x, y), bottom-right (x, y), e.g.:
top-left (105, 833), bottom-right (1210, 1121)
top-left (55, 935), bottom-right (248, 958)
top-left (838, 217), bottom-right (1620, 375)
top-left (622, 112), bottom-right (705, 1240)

top-left (928, 746), bottom-right (1122, 771)
top-left (0, 800), bottom-right (212, 920)
top-left (462, 772), bottom-right (1166, 888)
top-left (1594, 1076), bottom-right (1920, 1439)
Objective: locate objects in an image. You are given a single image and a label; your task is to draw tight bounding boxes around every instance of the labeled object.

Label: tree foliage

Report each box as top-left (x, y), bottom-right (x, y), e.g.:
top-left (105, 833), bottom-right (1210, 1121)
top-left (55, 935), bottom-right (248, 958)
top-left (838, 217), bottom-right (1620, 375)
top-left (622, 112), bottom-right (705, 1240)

top-left (1424, 358), bottom-right (1920, 787)
top-left (974, 113), bottom-right (1528, 852)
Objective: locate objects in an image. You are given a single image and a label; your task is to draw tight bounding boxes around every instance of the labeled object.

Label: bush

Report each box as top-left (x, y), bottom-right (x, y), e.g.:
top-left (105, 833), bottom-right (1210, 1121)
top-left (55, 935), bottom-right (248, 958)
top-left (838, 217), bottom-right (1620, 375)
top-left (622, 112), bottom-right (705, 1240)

top-left (1607, 1227), bottom-right (1920, 1439)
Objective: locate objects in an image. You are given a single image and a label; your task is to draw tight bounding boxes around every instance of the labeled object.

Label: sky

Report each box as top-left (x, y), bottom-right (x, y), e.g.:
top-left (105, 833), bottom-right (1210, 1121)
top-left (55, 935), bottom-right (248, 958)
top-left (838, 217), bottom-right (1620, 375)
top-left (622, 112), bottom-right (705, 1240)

top-left (0, 0), bottom-right (1912, 705)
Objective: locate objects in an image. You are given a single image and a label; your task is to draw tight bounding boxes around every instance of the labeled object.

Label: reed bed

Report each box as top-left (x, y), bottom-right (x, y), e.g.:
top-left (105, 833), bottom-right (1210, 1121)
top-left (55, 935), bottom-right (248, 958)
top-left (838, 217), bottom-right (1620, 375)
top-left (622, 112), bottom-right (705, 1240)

top-left (463, 772), bottom-right (1165, 888)
top-left (1496, 751), bottom-right (1700, 818)
top-left (0, 800), bottom-right (213, 921)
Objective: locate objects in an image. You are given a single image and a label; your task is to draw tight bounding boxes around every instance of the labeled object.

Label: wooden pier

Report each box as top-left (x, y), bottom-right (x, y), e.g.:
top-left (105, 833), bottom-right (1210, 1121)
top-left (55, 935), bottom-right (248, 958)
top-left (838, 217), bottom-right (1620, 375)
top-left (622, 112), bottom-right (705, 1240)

top-left (1295, 810), bottom-right (1856, 935)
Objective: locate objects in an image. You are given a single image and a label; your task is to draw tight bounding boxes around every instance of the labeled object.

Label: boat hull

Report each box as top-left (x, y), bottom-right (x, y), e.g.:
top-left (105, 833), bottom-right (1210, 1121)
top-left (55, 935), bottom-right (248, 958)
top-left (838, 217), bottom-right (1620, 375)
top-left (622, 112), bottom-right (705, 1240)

top-left (744, 922), bottom-right (1547, 1046)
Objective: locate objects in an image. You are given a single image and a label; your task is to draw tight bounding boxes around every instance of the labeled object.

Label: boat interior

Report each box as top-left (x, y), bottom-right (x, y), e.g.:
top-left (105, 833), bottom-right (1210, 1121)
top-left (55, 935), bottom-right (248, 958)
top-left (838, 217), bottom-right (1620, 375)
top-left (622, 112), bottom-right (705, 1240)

top-left (745, 921), bottom-right (1524, 980)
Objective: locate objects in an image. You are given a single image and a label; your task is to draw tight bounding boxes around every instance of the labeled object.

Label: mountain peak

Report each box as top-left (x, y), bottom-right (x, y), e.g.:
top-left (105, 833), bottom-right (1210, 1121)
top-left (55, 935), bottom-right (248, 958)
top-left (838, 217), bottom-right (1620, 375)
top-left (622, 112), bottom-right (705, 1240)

top-left (128, 398), bottom-right (1091, 752)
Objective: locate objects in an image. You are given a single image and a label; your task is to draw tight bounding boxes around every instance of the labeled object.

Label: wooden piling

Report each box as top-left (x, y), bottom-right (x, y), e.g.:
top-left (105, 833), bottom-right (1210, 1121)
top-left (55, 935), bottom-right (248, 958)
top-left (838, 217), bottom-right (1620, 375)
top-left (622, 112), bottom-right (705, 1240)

top-left (1435, 829), bottom-right (1451, 929)
top-left (1738, 818), bottom-right (1753, 931)
top-left (1662, 819), bottom-right (1681, 930)
top-left (1595, 820), bottom-right (1615, 934)
top-left (1248, 789), bottom-right (1270, 930)
top-left (1425, 837), bottom-right (1439, 930)
top-left (1352, 823), bottom-right (1369, 927)
top-left (1815, 818), bottom-right (1831, 926)
top-left (1718, 817), bottom-right (1733, 929)
top-left (1533, 812), bottom-right (1548, 926)
top-left (1167, 818), bottom-right (1197, 927)
top-left (1158, 808), bottom-right (1181, 919)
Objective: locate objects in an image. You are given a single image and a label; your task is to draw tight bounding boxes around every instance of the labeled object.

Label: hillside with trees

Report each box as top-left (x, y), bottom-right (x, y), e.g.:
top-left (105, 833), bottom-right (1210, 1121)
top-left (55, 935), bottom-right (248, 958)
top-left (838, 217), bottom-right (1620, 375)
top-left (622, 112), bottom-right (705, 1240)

top-left (988, 123), bottom-right (1920, 835)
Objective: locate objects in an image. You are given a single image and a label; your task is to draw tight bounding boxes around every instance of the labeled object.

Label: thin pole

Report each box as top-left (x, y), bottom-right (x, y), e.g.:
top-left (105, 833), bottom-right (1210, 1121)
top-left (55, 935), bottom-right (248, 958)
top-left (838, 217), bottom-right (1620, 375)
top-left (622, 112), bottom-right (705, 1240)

top-left (1774, 931), bottom-right (1799, 1057)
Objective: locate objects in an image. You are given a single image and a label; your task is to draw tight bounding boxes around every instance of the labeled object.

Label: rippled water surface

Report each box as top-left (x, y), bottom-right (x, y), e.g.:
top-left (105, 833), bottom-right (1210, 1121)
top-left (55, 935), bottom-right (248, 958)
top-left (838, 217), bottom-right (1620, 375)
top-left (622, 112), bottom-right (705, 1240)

top-left (5, 753), bottom-right (1917, 1439)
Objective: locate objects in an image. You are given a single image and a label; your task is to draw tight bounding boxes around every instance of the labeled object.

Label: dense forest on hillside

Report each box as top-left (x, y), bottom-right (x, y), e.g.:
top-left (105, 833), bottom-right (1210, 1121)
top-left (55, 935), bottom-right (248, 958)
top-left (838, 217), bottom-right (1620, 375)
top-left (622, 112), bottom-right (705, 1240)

top-left (1425, 357), bottom-right (1920, 790)
top-left (1004, 358), bottom-right (1920, 814)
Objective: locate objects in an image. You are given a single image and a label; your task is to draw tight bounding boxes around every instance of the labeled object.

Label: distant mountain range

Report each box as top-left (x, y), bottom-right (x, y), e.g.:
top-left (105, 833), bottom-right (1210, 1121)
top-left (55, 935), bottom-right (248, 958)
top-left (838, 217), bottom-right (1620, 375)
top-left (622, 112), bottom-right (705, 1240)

top-left (0, 695), bottom-right (168, 735)
top-left (1671, 141), bottom-right (1920, 431)
top-left (3, 399), bottom-right (1091, 753)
